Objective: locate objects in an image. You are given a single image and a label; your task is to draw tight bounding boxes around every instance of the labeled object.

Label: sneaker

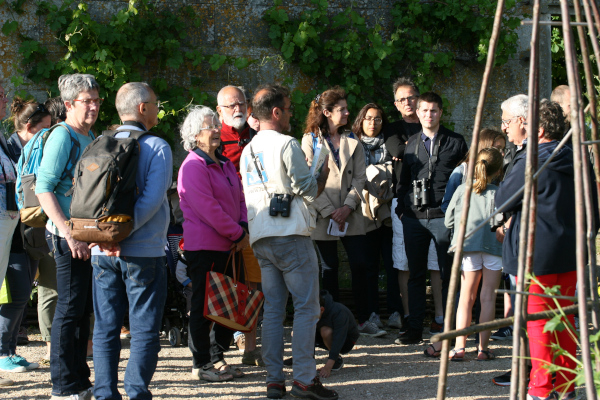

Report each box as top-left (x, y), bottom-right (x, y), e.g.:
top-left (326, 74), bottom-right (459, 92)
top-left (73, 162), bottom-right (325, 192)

top-left (267, 383), bottom-right (286, 399)
top-left (491, 326), bottom-right (513, 340)
top-left (368, 312), bottom-right (384, 329)
top-left (12, 354), bottom-right (38, 370)
top-left (357, 321), bottom-right (386, 338)
top-left (120, 326), bottom-right (131, 339)
top-left (493, 367), bottom-right (531, 387)
top-left (0, 356), bottom-right (27, 373)
top-left (291, 376), bottom-right (338, 399)
top-left (331, 356), bottom-right (343, 372)
top-left (0, 376), bottom-right (13, 386)
top-left (17, 327), bottom-right (28, 346)
top-left (395, 327), bottom-right (423, 345)
top-left (79, 387), bottom-right (94, 400)
top-left (242, 348), bottom-right (265, 367)
top-left (50, 395), bottom-right (82, 399)
top-left (387, 311), bottom-right (402, 329)
top-left (429, 320), bottom-right (443, 334)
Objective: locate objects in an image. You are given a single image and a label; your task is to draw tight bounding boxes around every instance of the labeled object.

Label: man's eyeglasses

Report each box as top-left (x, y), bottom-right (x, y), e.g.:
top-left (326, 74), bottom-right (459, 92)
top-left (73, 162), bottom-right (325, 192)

top-left (363, 117), bottom-right (382, 124)
top-left (144, 100), bottom-right (164, 108)
top-left (395, 95), bottom-right (417, 104)
top-left (219, 101), bottom-right (247, 110)
top-left (501, 116), bottom-right (519, 127)
top-left (73, 98), bottom-right (104, 106)
top-left (26, 104), bottom-right (48, 123)
top-left (0, 92), bottom-right (8, 101)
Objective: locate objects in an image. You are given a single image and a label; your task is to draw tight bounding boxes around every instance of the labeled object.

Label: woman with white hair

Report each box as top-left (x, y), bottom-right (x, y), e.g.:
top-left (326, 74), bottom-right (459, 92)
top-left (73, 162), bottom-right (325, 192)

top-left (36, 73), bottom-right (100, 399)
top-left (177, 105), bottom-right (249, 382)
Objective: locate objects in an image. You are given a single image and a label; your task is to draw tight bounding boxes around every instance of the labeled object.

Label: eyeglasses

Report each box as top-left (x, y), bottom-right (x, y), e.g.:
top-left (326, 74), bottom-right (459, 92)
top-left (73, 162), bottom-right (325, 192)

top-left (501, 116), bottom-right (519, 127)
top-left (283, 105), bottom-right (294, 113)
top-left (73, 98), bottom-right (103, 106)
top-left (0, 92), bottom-right (8, 101)
top-left (363, 117), bottom-right (382, 124)
top-left (395, 95), bottom-right (417, 104)
top-left (333, 107), bottom-right (348, 113)
top-left (144, 100), bottom-right (164, 108)
top-left (219, 101), bottom-right (247, 110)
top-left (200, 124), bottom-right (222, 131)
top-left (26, 104), bottom-right (48, 122)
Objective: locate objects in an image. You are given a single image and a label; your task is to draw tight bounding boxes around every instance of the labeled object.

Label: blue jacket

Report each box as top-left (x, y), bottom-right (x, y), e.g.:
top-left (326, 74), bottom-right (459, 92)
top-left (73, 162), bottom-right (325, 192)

top-left (495, 141), bottom-right (579, 276)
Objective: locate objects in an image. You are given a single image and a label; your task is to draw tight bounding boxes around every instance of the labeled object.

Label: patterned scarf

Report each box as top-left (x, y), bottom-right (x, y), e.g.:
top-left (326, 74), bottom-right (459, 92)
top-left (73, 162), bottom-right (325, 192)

top-left (361, 134), bottom-right (390, 166)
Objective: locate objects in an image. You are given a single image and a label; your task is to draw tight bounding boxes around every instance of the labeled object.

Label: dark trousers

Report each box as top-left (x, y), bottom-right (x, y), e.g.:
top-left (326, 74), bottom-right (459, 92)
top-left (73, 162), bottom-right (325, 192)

top-left (316, 236), bottom-right (369, 323)
top-left (186, 249), bottom-right (237, 369)
top-left (46, 232), bottom-right (93, 396)
top-left (402, 216), bottom-right (451, 331)
top-left (364, 225), bottom-right (400, 315)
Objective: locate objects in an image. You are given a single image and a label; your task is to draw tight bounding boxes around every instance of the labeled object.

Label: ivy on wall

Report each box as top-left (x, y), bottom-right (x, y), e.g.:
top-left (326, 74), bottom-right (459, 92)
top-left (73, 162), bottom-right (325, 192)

top-left (1, 0), bottom-right (523, 140)
top-left (264, 0), bottom-right (522, 132)
top-left (1, 0), bottom-right (254, 143)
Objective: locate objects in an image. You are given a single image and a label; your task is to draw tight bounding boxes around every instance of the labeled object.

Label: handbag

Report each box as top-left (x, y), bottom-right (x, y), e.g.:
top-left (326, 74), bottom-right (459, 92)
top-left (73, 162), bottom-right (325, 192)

top-left (203, 250), bottom-right (264, 333)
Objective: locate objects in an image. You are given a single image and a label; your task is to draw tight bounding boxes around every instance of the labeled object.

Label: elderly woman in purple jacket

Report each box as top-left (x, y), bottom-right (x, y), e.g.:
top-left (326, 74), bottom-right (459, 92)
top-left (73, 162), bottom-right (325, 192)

top-left (177, 105), bottom-right (250, 383)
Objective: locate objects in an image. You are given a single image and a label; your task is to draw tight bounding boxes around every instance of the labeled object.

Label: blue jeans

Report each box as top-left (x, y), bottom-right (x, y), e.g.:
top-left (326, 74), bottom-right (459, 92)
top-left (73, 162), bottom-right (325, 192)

top-left (46, 232), bottom-right (93, 396)
top-left (402, 216), bottom-right (452, 331)
top-left (91, 255), bottom-right (167, 400)
top-left (0, 252), bottom-right (38, 356)
top-left (252, 235), bottom-right (320, 386)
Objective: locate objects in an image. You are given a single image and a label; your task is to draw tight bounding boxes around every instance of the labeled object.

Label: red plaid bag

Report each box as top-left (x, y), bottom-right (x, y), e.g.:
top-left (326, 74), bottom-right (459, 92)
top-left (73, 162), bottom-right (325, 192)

top-left (203, 250), bottom-right (264, 332)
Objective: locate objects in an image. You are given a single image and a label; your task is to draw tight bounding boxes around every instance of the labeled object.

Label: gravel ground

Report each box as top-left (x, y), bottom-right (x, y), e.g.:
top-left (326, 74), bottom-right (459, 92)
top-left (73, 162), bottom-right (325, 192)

top-left (0, 326), bottom-right (586, 400)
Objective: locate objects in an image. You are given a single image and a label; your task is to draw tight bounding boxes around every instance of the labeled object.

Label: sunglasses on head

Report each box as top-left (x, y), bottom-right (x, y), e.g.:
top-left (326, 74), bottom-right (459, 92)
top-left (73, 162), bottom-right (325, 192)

top-left (26, 104), bottom-right (48, 123)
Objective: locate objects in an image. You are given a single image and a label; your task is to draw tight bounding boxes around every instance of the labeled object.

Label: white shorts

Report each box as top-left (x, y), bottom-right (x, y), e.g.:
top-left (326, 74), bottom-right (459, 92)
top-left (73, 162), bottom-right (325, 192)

top-left (461, 251), bottom-right (503, 272)
top-left (391, 198), bottom-right (439, 272)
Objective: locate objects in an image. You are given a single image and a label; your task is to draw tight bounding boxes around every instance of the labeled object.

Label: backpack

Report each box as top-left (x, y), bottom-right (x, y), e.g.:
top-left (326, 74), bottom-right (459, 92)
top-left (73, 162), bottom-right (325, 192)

top-left (16, 123), bottom-right (83, 227)
top-left (67, 129), bottom-right (149, 243)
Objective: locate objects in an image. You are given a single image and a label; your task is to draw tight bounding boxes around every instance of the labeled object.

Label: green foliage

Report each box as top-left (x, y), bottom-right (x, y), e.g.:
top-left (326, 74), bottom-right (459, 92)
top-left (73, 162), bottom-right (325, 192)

top-left (3, 0), bottom-right (254, 144)
top-left (264, 0), bottom-right (521, 132)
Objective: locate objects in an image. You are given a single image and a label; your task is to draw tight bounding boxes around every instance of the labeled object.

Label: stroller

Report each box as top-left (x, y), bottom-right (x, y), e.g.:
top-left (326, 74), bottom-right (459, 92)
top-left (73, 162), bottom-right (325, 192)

top-left (161, 182), bottom-right (189, 347)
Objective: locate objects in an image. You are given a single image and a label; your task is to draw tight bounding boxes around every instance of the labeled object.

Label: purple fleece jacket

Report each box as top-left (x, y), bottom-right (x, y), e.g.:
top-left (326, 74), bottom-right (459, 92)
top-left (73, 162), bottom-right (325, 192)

top-left (178, 149), bottom-right (247, 251)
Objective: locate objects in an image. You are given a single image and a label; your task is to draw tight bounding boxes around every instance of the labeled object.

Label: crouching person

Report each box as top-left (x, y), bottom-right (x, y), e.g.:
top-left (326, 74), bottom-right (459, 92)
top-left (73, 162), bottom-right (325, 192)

top-left (90, 82), bottom-right (172, 400)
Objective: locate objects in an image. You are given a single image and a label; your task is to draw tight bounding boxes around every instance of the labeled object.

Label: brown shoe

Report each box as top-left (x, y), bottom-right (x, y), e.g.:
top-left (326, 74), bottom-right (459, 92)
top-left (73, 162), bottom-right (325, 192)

top-left (242, 348), bottom-right (265, 367)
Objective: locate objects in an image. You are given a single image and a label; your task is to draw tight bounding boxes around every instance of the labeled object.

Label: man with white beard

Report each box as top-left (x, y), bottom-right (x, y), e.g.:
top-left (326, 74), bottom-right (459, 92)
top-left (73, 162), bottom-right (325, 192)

top-left (217, 85), bottom-right (256, 172)
top-left (216, 85), bottom-right (264, 367)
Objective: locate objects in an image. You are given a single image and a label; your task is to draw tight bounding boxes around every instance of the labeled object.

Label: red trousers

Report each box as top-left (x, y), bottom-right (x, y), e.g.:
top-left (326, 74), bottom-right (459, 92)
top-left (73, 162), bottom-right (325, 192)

top-left (527, 270), bottom-right (577, 397)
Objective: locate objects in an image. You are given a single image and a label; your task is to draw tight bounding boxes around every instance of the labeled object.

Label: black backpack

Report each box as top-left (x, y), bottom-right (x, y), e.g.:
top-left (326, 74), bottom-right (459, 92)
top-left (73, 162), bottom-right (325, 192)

top-left (68, 129), bottom-right (149, 243)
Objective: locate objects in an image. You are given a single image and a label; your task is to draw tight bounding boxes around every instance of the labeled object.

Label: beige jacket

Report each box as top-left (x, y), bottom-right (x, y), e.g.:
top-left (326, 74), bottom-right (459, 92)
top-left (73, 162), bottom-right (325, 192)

top-left (301, 132), bottom-right (366, 240)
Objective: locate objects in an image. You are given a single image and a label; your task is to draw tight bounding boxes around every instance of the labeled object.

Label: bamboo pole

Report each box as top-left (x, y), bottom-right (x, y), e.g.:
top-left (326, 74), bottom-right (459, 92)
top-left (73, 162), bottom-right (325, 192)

top-left (559, 1), bottom-right (597, 398)
top-left (510, 1), bottom-right (541, 398)
top-left (580, 0), bottom-right (600, 333)
top-left (430, 301), bottom-right (596, 343)
top-left (432, 301), bottom-right (594, 342)
top-left (435, 1), bottom-right (506, 399)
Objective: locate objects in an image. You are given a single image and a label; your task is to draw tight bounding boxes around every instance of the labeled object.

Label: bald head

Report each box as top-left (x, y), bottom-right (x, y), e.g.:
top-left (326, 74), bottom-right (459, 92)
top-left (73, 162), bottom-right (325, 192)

top-left (551, 85), bottom-right (571, 120)
top-left (216, 85), bottom-right (247, 130)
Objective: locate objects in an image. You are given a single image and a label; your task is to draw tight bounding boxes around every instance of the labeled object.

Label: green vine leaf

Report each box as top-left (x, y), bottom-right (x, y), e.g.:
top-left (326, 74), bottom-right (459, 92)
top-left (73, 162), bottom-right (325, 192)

top-left (1, 20), bottom-right (18, 36)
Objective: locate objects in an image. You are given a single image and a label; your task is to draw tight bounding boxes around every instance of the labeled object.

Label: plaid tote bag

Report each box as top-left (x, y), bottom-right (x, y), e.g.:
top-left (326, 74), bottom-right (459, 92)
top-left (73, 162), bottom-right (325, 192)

top-left (203, 250), bottom-right (264, 332)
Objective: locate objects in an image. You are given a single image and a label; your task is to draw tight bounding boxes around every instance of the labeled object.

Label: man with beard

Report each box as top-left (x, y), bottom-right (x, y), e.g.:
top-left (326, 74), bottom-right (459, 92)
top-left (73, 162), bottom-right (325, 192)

top-left (217, 85), bottom-right (256, 175)
top-left (216, 85), bottom-right (264, 367)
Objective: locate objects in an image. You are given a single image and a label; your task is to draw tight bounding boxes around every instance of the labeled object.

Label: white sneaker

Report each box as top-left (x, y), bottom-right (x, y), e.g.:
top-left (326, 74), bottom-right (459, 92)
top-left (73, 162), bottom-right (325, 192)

top-left (358, 321), bottom-right (387, 337)
top-left (387, 311), bottom-right (402, 329)
top-left (368, 312), bottom-right (384, 329)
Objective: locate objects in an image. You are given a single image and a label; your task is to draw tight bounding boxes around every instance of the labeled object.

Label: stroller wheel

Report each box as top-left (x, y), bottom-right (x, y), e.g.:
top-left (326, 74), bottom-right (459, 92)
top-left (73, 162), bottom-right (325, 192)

top-left (168, 327), bottom-right (182, 347)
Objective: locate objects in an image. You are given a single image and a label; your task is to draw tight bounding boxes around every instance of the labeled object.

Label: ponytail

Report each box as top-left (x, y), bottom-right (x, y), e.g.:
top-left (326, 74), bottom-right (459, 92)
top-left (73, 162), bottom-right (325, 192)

top-left (473, 159), bottom-right (488, 194)
top-left (472, 147), bottom-right (503, 194)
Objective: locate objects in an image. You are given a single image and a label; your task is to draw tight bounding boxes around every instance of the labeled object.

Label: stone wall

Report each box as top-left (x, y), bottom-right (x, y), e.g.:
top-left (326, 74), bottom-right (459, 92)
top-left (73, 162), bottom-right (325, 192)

top-left (0, 0), bottom-right (553, 146)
